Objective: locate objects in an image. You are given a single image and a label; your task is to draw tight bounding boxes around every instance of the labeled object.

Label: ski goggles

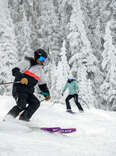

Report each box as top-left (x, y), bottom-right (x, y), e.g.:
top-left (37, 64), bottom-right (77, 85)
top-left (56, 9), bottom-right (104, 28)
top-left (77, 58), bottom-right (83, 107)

top-left (38, 56), bottom-right (47, 62)
top-left (68, 78), bottom-right (73, 81)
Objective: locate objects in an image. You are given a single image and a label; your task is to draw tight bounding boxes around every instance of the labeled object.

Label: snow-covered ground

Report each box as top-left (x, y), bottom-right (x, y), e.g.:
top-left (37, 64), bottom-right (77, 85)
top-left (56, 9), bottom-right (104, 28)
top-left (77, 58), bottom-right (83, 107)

top-left (0, 95), bottom-right (116, 156)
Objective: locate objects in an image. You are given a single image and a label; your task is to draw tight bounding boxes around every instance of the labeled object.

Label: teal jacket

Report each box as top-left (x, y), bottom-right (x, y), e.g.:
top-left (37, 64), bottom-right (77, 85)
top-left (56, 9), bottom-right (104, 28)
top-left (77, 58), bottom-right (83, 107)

top-left (62, 80), bottom-right (79, 95)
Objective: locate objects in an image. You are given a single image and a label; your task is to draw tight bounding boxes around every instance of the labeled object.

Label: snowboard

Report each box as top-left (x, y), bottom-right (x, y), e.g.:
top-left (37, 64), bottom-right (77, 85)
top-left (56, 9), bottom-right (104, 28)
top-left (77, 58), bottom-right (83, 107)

top-left (29, 126), bottom-right (76, 134)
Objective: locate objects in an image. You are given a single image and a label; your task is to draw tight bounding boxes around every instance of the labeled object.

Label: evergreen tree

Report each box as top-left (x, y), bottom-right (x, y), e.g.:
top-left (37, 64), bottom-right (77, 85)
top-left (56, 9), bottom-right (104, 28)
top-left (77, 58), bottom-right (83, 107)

top-left (9, 1), bottom-right (32, 60)
top-left (55, 40), bottom-right (70, 103)
top-left (0, 1), bottom-right (18, 95)
top-left (67, 0), bottom-right (98, 108)
top-left (101, 21), bottom-right (116, 110)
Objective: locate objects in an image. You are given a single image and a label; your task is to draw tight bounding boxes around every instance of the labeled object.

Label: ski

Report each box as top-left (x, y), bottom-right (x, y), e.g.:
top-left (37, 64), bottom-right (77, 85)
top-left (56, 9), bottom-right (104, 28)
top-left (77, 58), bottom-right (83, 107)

top-left (40, 127), bottom-right (61, 132)
top-left (59, 128), bottom-right (76, 133)
top-left (29, 126), bottom-right (76, 133)
top-left (30, 126), bottom-right (61, 133)
top-left (2, 118), bottom-right (76, 134)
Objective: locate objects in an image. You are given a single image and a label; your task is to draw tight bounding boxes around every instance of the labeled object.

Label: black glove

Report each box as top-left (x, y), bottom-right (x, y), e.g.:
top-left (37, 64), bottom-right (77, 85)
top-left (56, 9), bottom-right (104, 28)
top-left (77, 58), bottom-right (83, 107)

top-left (12, 67), bottom-right (20, 76)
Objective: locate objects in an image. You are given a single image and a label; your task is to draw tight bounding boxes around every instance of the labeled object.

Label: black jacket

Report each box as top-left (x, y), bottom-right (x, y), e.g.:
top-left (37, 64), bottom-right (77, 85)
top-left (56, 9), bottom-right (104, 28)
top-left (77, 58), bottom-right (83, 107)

top-left (12, 57), bottom-right (50, 98)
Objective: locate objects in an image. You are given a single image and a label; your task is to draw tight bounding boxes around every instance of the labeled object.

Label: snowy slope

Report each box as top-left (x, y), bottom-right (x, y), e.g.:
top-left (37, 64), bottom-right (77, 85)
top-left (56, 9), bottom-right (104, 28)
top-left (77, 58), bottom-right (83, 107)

top-left (0, 95), bottom-right (116, 156)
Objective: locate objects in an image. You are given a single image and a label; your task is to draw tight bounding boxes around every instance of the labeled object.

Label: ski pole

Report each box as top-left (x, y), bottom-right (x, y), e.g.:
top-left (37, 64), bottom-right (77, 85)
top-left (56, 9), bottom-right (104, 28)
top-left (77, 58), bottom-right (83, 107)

top-left (0, 81), bottom-right (20, 86)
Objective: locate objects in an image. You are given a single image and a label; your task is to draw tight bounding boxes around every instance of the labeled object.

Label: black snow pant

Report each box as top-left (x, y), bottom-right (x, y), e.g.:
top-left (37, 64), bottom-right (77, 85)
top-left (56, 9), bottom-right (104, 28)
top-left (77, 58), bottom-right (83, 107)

top-left (65, 94), bottom-right (84, 111)
top-left (8, 93), bottom-right (40, 121)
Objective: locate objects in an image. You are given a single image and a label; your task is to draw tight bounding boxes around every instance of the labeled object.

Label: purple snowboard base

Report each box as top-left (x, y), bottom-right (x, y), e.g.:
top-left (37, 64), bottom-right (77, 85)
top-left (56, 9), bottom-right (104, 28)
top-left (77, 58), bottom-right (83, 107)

top-left (40, 127), bottom-right (61, 132)
top-left (59, 128), bottom-right (76, 133)
top-left (40, 127), bottom-right (76, 133)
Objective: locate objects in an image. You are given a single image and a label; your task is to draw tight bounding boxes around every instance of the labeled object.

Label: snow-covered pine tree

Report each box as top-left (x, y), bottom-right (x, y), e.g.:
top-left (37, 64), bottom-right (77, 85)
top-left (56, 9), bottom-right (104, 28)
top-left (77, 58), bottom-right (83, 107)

top-left (101, 20), bottom-right (116, 111)
top-left (0, 0), bottom-right (18, 95)
top-left (9, 1), bottom-right (32, 60)
top-left (67, 0), bottom-right (98, 108)
top-left (49, 61), bottom-right (57, 102)
top-left (31, 0), bottom-right (62, 62)
top-left (55, 40), bottom-right (70, 103)
top-left (80, 0), bottom-right (113, 109)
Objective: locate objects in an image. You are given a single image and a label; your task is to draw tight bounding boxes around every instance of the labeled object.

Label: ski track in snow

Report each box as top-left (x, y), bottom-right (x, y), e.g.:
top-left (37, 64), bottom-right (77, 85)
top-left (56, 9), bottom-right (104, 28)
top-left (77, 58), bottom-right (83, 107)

top-left (0, 96), bottom-right (116, 156)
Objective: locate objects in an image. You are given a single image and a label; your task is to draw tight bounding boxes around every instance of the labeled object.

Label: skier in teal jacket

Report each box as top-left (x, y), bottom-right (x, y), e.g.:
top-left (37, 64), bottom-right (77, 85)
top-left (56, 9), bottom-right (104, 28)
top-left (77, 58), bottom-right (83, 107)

top-left (62, 78), bottom-right (84, 113)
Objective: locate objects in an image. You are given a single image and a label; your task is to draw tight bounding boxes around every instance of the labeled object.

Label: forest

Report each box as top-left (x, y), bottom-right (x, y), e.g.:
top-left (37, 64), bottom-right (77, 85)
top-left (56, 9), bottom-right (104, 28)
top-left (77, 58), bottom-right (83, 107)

top-left (0, 0), bottom-right (116, 111)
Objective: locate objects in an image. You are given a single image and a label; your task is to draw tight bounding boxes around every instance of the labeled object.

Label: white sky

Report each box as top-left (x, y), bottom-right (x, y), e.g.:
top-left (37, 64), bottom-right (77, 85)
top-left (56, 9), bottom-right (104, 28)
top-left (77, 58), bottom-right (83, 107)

top-left (0, 95), bottom-right (116, 156)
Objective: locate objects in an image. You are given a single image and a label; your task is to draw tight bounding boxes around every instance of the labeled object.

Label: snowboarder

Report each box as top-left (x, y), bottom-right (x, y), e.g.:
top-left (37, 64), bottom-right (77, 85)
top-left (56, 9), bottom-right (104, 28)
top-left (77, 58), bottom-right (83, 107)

top-left (62, 78), bottom-right (84, 113)
top-left (7, 49), bottom-right (50, 121)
